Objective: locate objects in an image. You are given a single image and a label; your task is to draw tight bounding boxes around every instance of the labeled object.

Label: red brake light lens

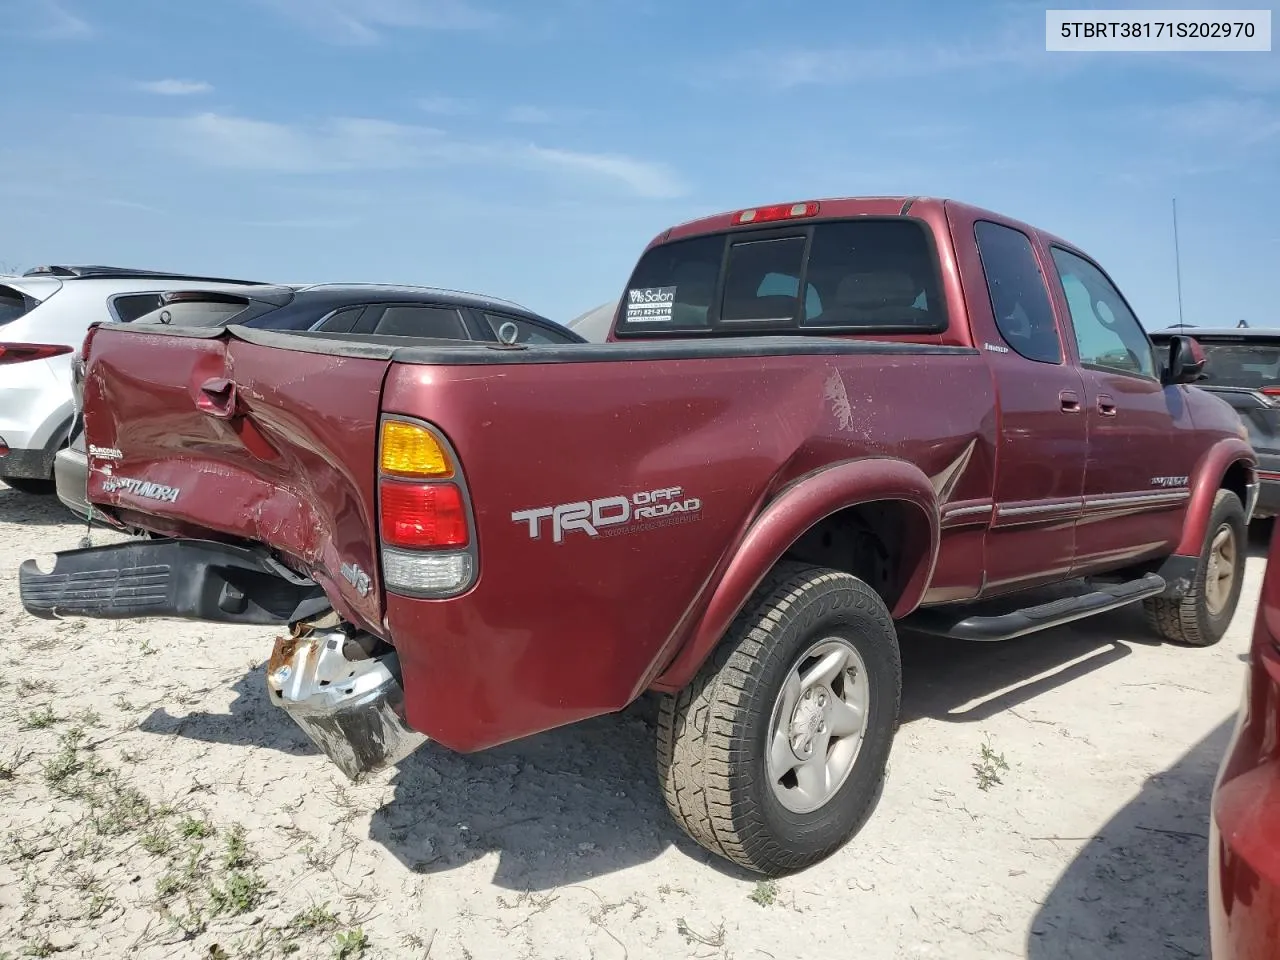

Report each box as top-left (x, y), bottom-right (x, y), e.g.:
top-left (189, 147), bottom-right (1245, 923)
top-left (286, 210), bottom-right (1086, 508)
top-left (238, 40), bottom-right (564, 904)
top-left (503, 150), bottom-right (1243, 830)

top-left (1262, 387), bottom-right (1280, 396)
top-left (379, 480), bottom-right (469, 549)
top-left (0, 343), bottom-right (74, 365)
top-left (733, 201), bottom-right (820, 226)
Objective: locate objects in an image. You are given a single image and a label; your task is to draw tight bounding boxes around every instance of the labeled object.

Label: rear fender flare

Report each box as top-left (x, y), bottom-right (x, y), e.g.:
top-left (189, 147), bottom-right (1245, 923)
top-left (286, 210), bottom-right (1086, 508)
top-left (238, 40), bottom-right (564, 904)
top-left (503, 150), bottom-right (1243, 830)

top-left (1175, 438), bottom-right (1257, 557)
top-left (651, 457), bottom-right (939, 692)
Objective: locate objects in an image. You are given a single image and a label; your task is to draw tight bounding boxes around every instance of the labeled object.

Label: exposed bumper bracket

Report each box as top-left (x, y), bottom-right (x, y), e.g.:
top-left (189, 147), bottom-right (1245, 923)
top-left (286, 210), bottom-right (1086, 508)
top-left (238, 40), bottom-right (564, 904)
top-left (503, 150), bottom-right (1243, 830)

top-left (266, 627), bottom-right (428, 780)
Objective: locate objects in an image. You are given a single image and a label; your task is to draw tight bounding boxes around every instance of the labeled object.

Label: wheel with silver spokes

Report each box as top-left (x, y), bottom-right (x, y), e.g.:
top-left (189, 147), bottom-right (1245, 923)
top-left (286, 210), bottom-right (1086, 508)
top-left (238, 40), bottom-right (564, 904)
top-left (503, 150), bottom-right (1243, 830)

top-left (657, 563), bottom-right (901, 877)
top-left (1204, 523), bottom-right (1237, 617)
top-left (1145, 488), bottom-right (1246, 647)
top-left (767, 638), bottom-right (870, 814)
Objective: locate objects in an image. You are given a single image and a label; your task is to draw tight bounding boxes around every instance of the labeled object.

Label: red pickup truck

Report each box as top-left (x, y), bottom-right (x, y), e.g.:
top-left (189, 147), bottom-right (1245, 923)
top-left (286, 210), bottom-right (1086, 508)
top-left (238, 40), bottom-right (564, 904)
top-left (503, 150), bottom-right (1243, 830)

top-left (20, 197), bottom-right (1257, 877)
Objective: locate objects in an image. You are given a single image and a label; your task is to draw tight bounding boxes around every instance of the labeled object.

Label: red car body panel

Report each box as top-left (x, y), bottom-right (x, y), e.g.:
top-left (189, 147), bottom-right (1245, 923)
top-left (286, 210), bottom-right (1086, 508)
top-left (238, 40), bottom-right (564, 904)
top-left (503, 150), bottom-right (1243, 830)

top-left (1211, 520), bottom-right (1280, 957)
top-left (74, 196), bottom-right (1255, 753)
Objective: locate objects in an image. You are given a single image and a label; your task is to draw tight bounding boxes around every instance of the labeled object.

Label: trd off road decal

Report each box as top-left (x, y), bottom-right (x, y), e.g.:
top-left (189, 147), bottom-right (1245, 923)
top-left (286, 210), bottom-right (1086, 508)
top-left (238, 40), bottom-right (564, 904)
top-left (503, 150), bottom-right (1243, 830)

top-left (512, 485), bottom-right (703, 544)
top-left (1151, 476), bottom-right (1189, 488)
top-left (100, 475), bottom-right (181, 503)
top-left (624, 286), bottom-right (676, 323)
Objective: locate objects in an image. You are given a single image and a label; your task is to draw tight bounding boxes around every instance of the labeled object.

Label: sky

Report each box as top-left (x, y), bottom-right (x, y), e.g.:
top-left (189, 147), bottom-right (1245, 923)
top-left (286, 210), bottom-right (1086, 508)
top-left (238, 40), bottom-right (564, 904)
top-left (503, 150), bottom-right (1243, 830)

top-left (0, 0), bottom-right (1277, 327)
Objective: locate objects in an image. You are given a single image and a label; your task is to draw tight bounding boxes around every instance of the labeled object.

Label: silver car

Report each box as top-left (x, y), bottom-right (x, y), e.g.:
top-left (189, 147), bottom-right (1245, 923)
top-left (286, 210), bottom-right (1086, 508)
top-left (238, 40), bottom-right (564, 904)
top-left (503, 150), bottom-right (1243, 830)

top-left (0, 265), bottom-right (262, 496)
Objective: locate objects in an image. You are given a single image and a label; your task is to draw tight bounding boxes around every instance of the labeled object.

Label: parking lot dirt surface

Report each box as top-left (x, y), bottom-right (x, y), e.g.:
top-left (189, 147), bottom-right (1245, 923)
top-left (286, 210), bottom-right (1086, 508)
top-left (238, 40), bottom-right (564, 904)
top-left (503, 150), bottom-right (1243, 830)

top-left (0, 485), bottom-right (1263, 959)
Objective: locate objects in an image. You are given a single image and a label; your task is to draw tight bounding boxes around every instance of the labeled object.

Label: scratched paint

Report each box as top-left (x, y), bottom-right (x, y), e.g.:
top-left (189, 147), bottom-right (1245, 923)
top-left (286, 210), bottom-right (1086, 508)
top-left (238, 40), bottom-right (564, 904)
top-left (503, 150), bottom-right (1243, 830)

top-left (823, 369), bottom-right (855, 432)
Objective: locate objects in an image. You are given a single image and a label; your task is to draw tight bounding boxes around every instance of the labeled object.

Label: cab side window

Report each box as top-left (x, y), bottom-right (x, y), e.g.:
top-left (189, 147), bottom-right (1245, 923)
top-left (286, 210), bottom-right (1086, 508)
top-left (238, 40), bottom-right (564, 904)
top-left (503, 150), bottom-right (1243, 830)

top-left (973, 221), bottom-right (1063, 364)
top-left (1051, 247), bottom-right (1156, 378)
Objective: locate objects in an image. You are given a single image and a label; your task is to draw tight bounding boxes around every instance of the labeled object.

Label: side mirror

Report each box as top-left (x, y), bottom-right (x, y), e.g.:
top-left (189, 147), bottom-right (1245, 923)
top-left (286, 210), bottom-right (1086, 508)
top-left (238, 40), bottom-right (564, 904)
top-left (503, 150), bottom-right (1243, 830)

top-left (1164, 335), bottom-right (1206, 385)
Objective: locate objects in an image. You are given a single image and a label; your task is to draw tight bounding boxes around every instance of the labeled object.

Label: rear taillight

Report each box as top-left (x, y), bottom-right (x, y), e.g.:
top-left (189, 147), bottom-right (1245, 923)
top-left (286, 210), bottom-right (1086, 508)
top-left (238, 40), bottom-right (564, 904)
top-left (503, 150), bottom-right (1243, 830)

top-left (376, 418), bottom-right (477, 598)
top-left (0, 343), bottom-right (73, 365)
top-left (380, 482), bottom-right (469, 548)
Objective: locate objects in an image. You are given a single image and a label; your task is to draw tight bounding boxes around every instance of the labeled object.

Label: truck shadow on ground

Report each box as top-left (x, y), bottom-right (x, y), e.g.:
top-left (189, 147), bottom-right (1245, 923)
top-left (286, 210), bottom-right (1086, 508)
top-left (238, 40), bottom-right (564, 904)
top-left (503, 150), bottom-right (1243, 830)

top-left (1025, 718), bottom-right (1233, 960)
top-left (0, 487), bottom-right (78, 528)
top-left (136, 528), bottom-right (1269, 891)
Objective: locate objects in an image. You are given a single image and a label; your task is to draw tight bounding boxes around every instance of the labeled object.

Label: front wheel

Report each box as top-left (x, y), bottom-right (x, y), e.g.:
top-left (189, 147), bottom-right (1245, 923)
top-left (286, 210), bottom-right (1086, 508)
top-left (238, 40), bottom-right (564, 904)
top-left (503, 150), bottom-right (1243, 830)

top-left (1144, 489), bottom-right (1246, 647)
top-left (656, 562), bottom-right (901, 876)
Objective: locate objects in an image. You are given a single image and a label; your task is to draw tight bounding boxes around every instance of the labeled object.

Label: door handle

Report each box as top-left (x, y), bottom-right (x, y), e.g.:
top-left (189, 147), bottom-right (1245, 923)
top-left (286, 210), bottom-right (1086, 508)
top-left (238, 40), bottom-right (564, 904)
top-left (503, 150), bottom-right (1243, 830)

top-left (1097, 394), bottom-right (1117, 417)
top-left (1059, 390), bottom-right (1081, 413)
top-left (196, 377), bottom-right (240, 419)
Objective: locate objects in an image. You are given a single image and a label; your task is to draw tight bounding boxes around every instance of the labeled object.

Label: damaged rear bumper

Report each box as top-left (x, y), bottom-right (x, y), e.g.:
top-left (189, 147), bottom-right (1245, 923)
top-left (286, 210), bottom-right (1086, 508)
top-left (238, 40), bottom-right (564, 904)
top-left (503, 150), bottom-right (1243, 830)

top-left (18, 537), bottom-right (330, 624)
top-left (18, 538), bottom-right (428, 779)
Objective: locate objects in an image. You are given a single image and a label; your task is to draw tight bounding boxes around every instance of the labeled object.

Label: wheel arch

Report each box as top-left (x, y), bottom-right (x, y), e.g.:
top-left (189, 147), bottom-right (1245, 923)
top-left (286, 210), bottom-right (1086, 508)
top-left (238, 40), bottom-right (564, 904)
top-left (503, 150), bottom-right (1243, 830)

top-left (1175, 438), bottom-right (1257, 558)
top-left (651, 457), bottom-right (939, 693)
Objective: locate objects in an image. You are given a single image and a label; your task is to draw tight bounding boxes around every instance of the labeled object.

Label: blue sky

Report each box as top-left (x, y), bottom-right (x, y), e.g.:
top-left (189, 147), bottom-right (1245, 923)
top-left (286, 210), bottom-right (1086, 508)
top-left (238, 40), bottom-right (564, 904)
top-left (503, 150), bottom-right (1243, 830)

top-left (0, 0), bottom-right (1277, 326)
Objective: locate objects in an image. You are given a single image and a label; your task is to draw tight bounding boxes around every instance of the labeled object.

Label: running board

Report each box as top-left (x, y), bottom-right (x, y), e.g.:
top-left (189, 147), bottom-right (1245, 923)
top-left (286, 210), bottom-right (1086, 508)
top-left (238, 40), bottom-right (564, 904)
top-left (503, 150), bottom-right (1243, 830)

top-left (904, 573), bottom-right (1166, 642)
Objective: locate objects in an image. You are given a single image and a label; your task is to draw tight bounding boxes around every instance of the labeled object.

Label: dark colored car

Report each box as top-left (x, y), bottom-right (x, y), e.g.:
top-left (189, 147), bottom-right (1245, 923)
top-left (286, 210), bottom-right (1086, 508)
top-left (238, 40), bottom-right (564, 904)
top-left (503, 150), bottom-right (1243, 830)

top-left (1210, 518), bottom-right (1280, 958)
top-left (25, 197), bottom-right (1258, 878)
top-left (1150, 327), bottom-right (1280, 519)
top-left (54, 283), bottom-right (582, 521)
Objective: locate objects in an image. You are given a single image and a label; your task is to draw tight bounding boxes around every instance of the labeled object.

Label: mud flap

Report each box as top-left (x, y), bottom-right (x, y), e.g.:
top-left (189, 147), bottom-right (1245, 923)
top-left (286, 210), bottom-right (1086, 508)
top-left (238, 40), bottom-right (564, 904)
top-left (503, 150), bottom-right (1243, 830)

top-left (18, 537), bottom-right (330, 624)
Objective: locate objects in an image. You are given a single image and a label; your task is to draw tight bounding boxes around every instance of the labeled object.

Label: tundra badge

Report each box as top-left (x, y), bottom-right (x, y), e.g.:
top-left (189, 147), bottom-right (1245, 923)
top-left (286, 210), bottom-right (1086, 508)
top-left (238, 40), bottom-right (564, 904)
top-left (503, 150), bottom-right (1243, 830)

top-left (100, 475), bottom-right (181, 503)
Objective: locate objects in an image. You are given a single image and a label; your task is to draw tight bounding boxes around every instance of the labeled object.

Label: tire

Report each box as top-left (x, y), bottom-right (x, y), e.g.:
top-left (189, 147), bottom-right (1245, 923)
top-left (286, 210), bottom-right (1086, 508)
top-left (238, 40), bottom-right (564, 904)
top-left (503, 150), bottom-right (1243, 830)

top-left (2, 477), bottom-right (56, 495)
top-left (656, 562), bottom-right (901, 876)
top-left (1144, 489), bottom-right (1246, 647)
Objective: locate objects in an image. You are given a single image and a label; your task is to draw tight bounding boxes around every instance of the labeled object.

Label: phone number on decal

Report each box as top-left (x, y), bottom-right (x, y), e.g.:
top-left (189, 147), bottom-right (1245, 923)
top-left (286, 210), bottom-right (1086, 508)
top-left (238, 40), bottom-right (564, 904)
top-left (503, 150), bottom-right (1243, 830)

top-left (1059, 20), bottom-right (1257, 38)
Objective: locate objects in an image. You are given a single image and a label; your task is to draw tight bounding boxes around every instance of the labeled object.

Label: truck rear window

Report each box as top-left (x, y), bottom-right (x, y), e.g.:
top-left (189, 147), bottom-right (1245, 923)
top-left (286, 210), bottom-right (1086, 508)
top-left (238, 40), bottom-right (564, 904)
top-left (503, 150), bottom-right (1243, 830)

top-left (615, 218), bottom-right (947, 336)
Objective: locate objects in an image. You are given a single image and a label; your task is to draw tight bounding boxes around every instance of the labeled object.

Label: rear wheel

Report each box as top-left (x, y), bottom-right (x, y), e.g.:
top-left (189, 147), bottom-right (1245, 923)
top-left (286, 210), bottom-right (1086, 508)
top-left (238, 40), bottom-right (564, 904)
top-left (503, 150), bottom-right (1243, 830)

top-left (2, 477), bottom-right (55, 495)
top-left (656, 562), bottom-right (901, 876)
top-left (1144, 489), bottom-right (1246, 647)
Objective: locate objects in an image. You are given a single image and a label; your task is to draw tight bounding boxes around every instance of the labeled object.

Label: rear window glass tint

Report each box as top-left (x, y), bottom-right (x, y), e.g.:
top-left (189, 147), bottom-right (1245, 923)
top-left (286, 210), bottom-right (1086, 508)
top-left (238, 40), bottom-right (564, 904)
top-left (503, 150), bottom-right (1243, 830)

top-left (370, 305), bottom-right (469, 340)
top-left (1194, 341), bottom-right (1280, 389)
top-left (316, 306), bottom-right (365, 334)
top-left (133, 299), bottom-right (250, 328)
top-left (802, 221), bottom-right (941, 329)
top-left (0, 285), bottom-right (32, 327)
top-left (974, 221), bottom-right (1062, 364)
top-left (111, 293), bottom-right (165, 323)
top-left (617, 219), bottom-right (946, 335)
top-left (623, 234), bottom-right (723, 329)
top-left (721, 237), bottom-right (806, 324)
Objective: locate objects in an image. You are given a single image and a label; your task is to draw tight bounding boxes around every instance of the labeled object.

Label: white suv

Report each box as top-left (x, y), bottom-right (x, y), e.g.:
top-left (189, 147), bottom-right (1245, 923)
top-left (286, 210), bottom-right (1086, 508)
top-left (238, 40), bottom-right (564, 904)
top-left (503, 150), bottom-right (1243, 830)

top-left (0, 265), bottom-right (263, 495)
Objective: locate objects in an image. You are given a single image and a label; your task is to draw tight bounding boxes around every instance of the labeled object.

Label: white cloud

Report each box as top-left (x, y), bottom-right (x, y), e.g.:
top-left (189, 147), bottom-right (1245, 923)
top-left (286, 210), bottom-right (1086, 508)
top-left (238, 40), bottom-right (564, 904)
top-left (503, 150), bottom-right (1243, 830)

top-left (0, 0), bottom-right (91, 39)
top-left (524, 145), bottom-right (686, 199)
top-left (725, 38), bottom-right (1050, 90)
top-left (255, 0), bottom-right (498, 44)
top-left (139, 112), bottom-right (688, 199)
top-left (418, 95), bottom-right (476, 116)
top-left (136, 79), bottom-right (214, 96)
top-left (1159, 97), bottom-right (1280, 147)
top-left (506, 105), bottom-right (553, 125)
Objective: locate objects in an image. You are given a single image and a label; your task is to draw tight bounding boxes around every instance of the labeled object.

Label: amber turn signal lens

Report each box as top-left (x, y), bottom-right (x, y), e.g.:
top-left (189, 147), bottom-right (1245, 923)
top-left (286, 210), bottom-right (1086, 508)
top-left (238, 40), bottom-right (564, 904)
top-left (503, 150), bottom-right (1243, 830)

top-left (380, 420), bottom-right (452, 478)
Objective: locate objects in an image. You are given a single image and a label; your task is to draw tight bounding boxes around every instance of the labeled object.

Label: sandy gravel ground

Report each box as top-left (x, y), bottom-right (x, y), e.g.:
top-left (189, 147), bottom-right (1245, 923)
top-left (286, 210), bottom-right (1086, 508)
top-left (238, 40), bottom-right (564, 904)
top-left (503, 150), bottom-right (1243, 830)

top-left (0, 485), bottom-right (1264, 960)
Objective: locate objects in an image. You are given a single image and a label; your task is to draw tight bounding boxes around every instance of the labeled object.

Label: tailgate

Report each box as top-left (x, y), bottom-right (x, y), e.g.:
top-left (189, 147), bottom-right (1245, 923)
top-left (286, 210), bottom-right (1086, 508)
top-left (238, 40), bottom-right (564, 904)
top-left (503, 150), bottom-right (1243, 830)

top-left (79, 323), bottom-right (392, 632)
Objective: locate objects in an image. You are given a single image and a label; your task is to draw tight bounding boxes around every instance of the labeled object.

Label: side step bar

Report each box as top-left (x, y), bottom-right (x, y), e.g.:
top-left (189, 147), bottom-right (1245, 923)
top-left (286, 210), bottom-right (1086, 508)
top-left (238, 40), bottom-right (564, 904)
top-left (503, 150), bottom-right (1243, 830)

top-left (19, 537), bottom-right (330, 625)
top-left (904, 573), bottom-right (1166, 642)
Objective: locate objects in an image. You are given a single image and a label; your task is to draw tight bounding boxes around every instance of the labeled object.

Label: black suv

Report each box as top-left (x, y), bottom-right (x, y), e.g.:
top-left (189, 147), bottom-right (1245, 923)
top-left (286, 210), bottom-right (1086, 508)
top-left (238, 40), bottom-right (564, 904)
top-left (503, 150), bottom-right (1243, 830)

top-left (56, 283), bottom-right (583, 521)
top-left (1150, 325), bottom-right (1280, 520)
